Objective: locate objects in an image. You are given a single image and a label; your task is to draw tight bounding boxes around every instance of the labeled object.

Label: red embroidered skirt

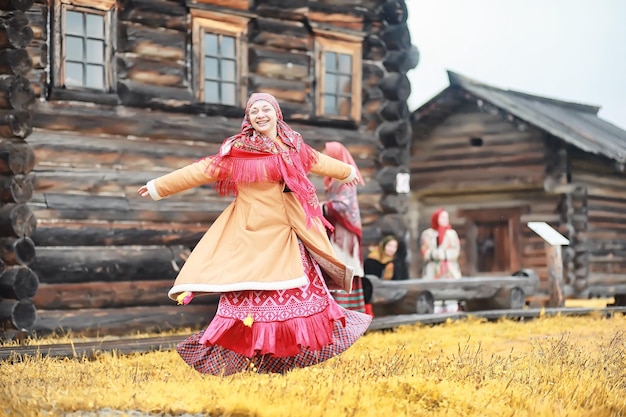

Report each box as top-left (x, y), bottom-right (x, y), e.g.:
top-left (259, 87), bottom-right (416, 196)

top-left (176, 242), bottom-right (371, 376)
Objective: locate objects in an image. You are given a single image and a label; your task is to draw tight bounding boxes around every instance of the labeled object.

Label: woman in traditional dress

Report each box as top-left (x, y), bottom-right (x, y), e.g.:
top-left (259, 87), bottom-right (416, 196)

top-left (138, 93), bottom-right (371, 376)
top-left (322, 141), bottom-right (367, 314)
top-left (419, 208), bottom-right (462, 313)
top-left (419, 209), bottom-right (461, 280)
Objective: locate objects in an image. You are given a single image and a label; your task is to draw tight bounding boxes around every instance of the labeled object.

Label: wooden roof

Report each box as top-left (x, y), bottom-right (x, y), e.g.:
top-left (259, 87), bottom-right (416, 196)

top-left (412, 71), bottom-right (626, 166)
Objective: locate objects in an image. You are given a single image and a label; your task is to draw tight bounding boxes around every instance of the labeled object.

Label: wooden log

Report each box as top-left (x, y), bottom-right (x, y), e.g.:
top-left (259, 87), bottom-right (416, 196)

top-left (0, 110), bottom-right (32, 138)
top-left (117, 55), bottom-right (186, 88)
top-left (248, 74), bottom-right (309, 104)
top-left (249, 47), bottom-right (309, 80)
top-left (379, 73), bottom-right (411, 101)
top-left (33, 281), bottom-right (219, 310)
top-left (383, 45), bottom-right (419, 73)
top-left (0, 172), bottom-right (32, 203)
top-left (381, 23), bottom-right (412, 51)
top-left (377, 119), bottom-right (411, 147)
top-left (379, 146), bottom-right (409, 166)
top-left (0, 11), bottom-right (33, 49)
top-left (363, 34), bottom-right (388, 61)
top-left (0, 333), bottom-right (188, 359)
top-left (30, 245), bottom-right (191, 285)
top-left (0, 299), bottom-right (36, 330)
top-left (31, 219), bottom-right (207, 247)
top-left (0, 265), bottom-right (38, 300)
top-left (379, 100), bottom-right (409, 121)
top-left (254, 0), bottom-right (307, 20)
top-left (119, 0), bottom-right (187, 31)
top-left (31, 101), bottom-right (372, 145)
top-left (0, 48), bottom-right (32, 76)
top-left (0, 139), bottom-right (35, 175)
top-left (546, 243), bottom-right (565, 307)
top-left (117, 80), bottom-right (194, 109)
top-left (0, 0), bottom-right (33, 11)
top-left (0, 236), bottom-right (35, 266)
top-left (119, 23), bottom-right (185, 61)
top-left (362, 62), bottom-right (385, 88)
top-left (0, 74), bottom-right (35, 111)
top-left (32, 304), bottom-right (217, 337)
top-left (249, 18), bottom-right (310, 51)
top-left (0, 203), bottom-right (36, 237)
top-left (380, 0), bottom-right (408, 25)
top-left (380, 194), bottom-right (408, 214)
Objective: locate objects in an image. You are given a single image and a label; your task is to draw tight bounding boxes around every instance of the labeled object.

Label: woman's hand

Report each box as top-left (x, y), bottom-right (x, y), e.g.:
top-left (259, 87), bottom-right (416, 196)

top-left (137, 185), bottom-right (149, 197)
top-left (344, 177), bottom-right (360, 187)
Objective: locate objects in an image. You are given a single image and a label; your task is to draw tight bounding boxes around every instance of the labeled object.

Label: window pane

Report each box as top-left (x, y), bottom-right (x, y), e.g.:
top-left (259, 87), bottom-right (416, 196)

top-left (65, 36), bottom-right (84, 61)
top-left (204, 33), bottom-right (218, 56)
top-left (338, 54), bottom-right (352, 74)
top-left (204, 80), bottom-right (219, 103)
top-left (221, 60), bottom-right (236, 82)
top-left (65, 62), bottom-right (84, 86)
top-left (324, 94), bottom-right (337, 115)
top-left (325, 52), bottom-right (336, 72)
top-left (221, 83), bottom-right (236, 106)
top-left (221, 36), bottom-right (235, 58)
top-left (86, 14), bottom-right (104, 38)
top-left (324, 74), bottom-right (336, 94)
top-left (204, 57), bottom-right (218, 80)
top-left (338, 75), bottom-right (352, 94)
top-left (86, 64), bottom-right (104, 89)
top-left (66, 11), bottom-right (84, 35)
top-left (86, 39), bottom-right (104, 64)
top-left (338, 96), bottom-right (351, 117)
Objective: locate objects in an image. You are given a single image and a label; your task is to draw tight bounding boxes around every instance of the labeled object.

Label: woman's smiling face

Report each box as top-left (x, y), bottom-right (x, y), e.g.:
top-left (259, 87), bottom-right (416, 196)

top-left (248, 100), bottom-right (278, 137)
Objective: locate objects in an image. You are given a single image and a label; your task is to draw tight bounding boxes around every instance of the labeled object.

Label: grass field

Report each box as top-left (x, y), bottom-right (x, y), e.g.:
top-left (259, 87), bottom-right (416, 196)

top-left (1, 307), bottom-right (625, 417)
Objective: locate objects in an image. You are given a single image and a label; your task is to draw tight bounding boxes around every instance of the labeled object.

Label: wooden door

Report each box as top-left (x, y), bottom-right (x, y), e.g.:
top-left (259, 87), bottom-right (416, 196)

top-left (460, 207), bottom-right (524, 276)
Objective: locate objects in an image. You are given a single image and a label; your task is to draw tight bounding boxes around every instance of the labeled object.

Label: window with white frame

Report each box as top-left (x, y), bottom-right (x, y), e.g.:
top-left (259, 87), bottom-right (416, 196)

top-left (53, 0), bottom-right (115, 92)
top-left (315, 35), bottom-right (363, 121)
top-left (192, 11), bottom-right (248, 106)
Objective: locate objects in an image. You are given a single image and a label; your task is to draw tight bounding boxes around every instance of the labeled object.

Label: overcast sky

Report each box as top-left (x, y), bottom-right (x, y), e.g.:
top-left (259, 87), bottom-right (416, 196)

top-left (406, 0), bottom-right (626, 130)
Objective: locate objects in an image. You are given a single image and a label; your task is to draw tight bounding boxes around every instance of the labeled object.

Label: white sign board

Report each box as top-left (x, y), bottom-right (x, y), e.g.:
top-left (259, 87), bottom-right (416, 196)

top-left (396, 173), bottom-right (410, 194)
top-left (527, 222), bottom-right (570, 246)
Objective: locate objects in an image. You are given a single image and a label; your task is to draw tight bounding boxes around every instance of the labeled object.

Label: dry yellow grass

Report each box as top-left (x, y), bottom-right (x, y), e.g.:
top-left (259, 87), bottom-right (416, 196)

top-left (1, 313), bottom-right (625, 417)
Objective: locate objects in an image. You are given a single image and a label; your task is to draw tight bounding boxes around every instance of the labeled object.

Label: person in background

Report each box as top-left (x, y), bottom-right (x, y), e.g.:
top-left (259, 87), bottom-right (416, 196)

top-left (364, 235), bottom-right (399, 281)
top-left (138, 93), bottom-right (371, 376)
top-left (420, 208), bottom-right (462, 312)
top-left (322, 141), bottom-right (368, 315)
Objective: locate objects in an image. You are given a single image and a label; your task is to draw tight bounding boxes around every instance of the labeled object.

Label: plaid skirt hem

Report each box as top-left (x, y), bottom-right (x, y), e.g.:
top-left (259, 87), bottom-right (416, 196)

top-left (176, 309), bottom-right (371, 376)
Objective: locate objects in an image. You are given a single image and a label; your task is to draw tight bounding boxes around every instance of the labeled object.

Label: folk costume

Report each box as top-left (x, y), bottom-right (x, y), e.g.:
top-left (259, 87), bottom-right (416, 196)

top-left (420, 209), bottom-right (461, 280)
top-left (363, 235), bottom-right (398, 281)
top-left (323, 141), bottom-right (366, 314)
top-left (145, 93), bottom-right (371, 376)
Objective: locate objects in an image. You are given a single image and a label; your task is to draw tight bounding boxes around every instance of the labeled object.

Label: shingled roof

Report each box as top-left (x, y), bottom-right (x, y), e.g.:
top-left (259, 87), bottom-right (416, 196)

top-left (413, 71), bottom-right (626, 166)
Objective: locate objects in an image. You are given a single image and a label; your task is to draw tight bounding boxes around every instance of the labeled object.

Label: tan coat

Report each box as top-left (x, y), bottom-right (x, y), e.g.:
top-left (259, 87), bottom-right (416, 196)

top-left (148, 152), bottom-right (355, 301)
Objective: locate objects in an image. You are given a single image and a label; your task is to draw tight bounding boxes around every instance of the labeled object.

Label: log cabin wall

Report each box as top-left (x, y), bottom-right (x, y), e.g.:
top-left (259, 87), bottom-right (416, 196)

top-left (568, 148), bottom-right (626, 298)
top-left (409, 96), bottom-right (563, 291)
top-left (8, 0), bottom-right (417, 336)
top-left (0, 0), bottom-right (40, 338)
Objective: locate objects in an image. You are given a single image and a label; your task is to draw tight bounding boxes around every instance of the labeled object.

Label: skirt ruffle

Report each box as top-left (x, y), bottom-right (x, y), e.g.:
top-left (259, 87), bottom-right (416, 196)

top-left (199, 300), bottom-right (346, 357)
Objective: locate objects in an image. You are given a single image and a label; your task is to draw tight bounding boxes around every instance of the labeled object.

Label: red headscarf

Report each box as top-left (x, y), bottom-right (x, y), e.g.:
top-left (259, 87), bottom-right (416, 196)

top-left (431, 208), bottom-right (451, 245)
top-left (206, 93), bottom-right (330, 230)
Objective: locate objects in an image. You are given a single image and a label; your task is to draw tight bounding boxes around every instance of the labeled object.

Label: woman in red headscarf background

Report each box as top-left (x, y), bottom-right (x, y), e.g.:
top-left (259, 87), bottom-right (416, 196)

top-left (322, 141), bottom-right (367, 314)
top-left (138, 93), bottom-right (371, 376)
top-left (419, 209), bottom-right (462, 313)
top-left (420, 209), bottom-right (461, 280)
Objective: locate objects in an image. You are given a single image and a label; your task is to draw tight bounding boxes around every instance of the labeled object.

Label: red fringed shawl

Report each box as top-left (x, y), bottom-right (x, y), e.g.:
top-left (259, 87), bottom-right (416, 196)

top-left (203, 139), bottom-right (332, 231)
